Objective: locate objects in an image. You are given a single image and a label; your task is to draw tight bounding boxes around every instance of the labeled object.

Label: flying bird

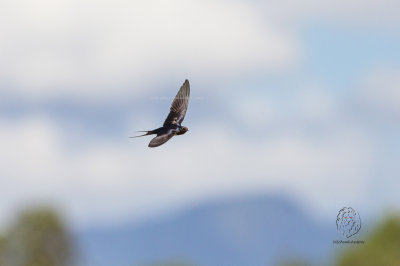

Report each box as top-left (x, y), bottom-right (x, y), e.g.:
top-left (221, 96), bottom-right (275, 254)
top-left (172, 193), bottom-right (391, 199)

top-left (131, 79), bottom-right (190, 147)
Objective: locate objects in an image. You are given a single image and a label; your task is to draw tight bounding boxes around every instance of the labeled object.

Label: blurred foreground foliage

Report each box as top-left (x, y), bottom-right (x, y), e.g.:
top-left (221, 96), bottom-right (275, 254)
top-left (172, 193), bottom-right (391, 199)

top-left (1, 207), bottom-right (400, 266)
top-left (337, 215), bottom-right (400, 266)
top-left (0, 207), bottom-right (75, 266)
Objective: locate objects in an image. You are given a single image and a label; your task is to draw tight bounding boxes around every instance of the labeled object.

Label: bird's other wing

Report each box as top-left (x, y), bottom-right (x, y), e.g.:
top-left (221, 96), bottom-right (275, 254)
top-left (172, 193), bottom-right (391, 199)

top-left (148, 131), bottom-right (175, 148)
top-left (163, 79), bottom-right (190, 126)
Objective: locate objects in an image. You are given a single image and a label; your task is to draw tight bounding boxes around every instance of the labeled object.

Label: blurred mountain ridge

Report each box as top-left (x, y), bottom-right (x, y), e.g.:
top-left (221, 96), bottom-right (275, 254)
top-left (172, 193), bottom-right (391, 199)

top-left (79, 194), bottom-right (336, 266)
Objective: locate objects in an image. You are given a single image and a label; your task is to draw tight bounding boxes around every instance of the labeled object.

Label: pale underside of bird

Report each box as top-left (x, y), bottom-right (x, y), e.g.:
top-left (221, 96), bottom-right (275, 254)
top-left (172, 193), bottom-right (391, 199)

top-left (131, 80), bottom-right (190, 147)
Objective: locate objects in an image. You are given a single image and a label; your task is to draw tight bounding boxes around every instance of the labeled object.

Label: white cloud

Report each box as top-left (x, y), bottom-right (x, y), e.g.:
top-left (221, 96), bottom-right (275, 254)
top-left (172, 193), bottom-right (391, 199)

top-left (295, 86), bottom-right (337, 121)
top-left (0, 0), bottom-right (296, 100)
top-left (231, 96), bottom-right (278, 129)
top-left (360, 67), bottom-right (400, 116)
top-left (0, 115), bottom-right (374, 228)
top-left (0, 0), bottom-right (398, 229)
top-left (0, 0), bottom-right (397, 102)
top-left (260, 0), bottom-right (400, 29)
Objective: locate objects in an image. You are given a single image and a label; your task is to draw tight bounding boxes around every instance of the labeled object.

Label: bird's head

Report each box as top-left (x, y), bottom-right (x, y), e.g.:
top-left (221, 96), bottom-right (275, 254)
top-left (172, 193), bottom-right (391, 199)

top-left (177, 126), bottom-right (188, 135)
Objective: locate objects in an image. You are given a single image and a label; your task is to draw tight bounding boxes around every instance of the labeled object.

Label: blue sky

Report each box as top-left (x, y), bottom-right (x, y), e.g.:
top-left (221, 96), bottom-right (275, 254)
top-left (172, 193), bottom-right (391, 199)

top-left (0, 0), bottom-right (399, 230)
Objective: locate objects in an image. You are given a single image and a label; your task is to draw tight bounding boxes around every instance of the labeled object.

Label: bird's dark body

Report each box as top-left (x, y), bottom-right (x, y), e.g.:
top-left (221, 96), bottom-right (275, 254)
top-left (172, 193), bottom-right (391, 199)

top-left (149, 125), bottom-right (186, 136)
top-left (131, 80), bottom-right (190, 147)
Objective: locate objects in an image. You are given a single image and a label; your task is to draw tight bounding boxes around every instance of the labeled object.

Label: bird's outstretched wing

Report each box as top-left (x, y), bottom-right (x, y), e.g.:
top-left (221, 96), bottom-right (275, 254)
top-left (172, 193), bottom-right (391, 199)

top-left (148, 131), bottom-right (175, 147)
top-left (163, 80), bottom-right (190, 126)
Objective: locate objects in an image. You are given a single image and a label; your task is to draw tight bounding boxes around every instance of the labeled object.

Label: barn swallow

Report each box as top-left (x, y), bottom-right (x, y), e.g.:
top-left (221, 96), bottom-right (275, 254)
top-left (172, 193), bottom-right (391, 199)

top-left (130, 79), bottom-right (190, 147)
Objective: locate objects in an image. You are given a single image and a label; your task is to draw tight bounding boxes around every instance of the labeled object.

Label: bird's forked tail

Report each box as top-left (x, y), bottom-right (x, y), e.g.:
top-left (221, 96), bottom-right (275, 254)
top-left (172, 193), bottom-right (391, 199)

top-left (129, 131), bottom-right (152, 138)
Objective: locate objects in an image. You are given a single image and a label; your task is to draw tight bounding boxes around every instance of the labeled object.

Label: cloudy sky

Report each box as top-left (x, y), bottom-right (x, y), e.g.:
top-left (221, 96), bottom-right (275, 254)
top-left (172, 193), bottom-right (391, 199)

top-left (0, 0), bottom-right (399, 229)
